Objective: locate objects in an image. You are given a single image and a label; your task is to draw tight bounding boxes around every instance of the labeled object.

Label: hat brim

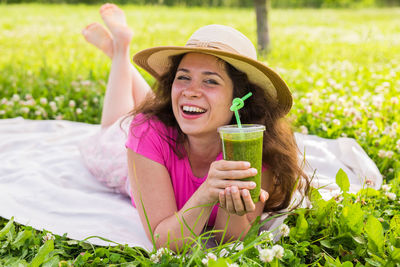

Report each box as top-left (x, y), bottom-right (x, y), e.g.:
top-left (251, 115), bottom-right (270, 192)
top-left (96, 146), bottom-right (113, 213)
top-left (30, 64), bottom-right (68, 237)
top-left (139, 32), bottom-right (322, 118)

top-left (133, 46), bottom-right (292, 115)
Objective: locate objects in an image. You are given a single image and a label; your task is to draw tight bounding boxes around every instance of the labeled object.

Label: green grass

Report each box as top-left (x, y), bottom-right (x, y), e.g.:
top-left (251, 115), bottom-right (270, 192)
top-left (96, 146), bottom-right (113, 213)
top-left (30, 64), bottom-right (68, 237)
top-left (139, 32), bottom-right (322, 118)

top-left (0, 4), bottom-right (400, 266)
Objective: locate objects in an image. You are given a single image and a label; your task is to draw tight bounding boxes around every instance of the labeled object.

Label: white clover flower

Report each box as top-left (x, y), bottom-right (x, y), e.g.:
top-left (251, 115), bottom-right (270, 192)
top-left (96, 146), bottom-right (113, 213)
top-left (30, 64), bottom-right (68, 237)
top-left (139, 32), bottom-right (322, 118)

top-left (259, 248), bottom-right (274, 263)
top-left (383, 126), bottom-right (391, 135)
top-left (300, 97), bottom-right (309, 106)
top-left (299, 125), bottom-right (308, 135)
top-left (369, 124), bottom-right (378, 134)
top-left (150, 248), bottom-right (171, 263)
top-left (202, 252), bottom-right (217, 266)
top-left (49, 101), bottom-right (57, 112)
top-left (272, 245), bottom-right (284, 259)
top-left (260, 230), bottom-right (274, 242)
top-left (234, 242), bottom-right (244, 251)
top-left (47, 78), bottom-right (58, 85)
top-left (69, 100), bottom-right (76, 108)
top-left (279, 224), bottom-right (290, 237)
top-left (71, 81), bottom-right (80, 87)
top-left (367, 120), bottom-right (375, 127)
top-left (378, 150), bottom-right (386, 158)
top-left (228, 263), bottom-right (239, 267)
top-left (40, 97), bottom-right (48, 105)
top-left (76, 108), bottom-right (82, 115)
top-left (382, 184), bottom-right (391, 192)
top-left (332, 119), bottom-right (341, 126)
top-left (12, 94), bottom-right (20, 102)
top-left (42, 233), bottom-right (55, 242)
top-left (35, 110), bottom-right (42, 116)
top-left (55, 114), bottom-right (64, 120)
top-left (386, 192), bottom-right (397, 201)
top-left (150, 253), bottom-right (160, 263)
top-left (81, 80), bottom-right (92, 86)
top-left (93, 97), bottom-right (99, 103)
top-left (219, 248), bottom-right (229, 257)
top-left (386, 151), bottom-right (394, 159)
top-left (21, 107), bottom-right (30, 114)
top-left (372, 95), bottom-right (384, 108)
top-left (329, 94), bottom-right (338, 102)
top-left (26, 99), bottom-right (36, 106)
top-left (207, 252), bottom-right (217, 261)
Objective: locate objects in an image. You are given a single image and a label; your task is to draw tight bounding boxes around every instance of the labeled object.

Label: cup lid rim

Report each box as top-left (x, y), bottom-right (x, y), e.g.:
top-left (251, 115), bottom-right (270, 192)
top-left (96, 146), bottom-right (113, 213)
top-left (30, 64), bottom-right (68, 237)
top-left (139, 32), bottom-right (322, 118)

top-left (217, 124), bottom-right (266, 133)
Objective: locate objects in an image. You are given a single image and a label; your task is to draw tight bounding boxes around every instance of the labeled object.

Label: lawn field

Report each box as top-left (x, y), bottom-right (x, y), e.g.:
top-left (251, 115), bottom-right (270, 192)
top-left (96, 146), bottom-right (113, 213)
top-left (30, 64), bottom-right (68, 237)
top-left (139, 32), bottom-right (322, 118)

top-left (0, 4), bottom-right (400, 266)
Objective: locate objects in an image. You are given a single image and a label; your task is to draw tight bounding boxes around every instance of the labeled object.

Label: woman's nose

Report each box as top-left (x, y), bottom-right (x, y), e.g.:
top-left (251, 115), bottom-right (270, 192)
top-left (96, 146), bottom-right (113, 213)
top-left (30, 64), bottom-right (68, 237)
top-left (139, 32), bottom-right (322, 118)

top-left (182, 83), bottom-right (202, 98)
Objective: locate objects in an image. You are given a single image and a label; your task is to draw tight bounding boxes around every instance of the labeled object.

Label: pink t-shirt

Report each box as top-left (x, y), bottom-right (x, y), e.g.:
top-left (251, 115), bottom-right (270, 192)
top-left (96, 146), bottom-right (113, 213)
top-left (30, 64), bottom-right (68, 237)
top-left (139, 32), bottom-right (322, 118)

top-left (125, 114), bottom-right (220, 226)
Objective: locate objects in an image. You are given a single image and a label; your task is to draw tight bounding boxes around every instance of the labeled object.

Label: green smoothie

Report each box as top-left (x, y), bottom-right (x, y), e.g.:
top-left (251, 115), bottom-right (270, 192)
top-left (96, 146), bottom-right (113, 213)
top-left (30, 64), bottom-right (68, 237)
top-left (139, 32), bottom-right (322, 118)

top-left (218, 124), bottom-right (265, 203)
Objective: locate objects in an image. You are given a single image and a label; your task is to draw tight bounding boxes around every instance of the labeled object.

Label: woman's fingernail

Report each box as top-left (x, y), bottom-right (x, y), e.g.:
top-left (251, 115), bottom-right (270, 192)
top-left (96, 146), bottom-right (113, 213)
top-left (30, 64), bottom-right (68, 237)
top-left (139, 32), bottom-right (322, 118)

top-left (251, 168), bottom-right (258, 175)
top-left (250, 182), bottom-right (256, 188)
top-left (244, 162), bottom-right (251, 168)
top-left (231, 187), bottom-right (238, 193)
top-left (242, 190), bottom-right (248, 196)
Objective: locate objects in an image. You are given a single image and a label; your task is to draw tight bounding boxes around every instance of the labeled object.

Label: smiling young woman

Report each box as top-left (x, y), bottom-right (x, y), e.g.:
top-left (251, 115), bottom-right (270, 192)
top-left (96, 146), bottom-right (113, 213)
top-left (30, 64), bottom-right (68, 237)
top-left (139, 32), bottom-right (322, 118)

top-left (81, 3), bottom-right (309, 251)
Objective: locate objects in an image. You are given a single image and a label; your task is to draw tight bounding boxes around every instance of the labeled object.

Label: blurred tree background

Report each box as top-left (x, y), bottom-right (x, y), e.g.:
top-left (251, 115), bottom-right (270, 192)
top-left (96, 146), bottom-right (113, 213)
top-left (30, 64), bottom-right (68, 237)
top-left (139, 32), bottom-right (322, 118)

top-left (2, 0), bottom-right (399, 7)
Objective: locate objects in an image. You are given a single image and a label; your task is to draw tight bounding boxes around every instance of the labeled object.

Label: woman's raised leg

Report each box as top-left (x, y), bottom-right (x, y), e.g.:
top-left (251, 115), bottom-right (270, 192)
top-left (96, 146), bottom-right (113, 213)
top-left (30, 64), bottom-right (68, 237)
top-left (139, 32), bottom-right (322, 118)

top-left (82, 4), bottom-right (151, 128)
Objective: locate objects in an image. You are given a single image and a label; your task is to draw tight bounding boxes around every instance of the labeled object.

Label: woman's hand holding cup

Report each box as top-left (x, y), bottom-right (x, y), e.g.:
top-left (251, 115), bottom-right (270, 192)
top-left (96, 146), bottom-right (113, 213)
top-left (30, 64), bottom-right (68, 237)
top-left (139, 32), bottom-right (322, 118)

top-left (199, 160), bottom-right (258, 205)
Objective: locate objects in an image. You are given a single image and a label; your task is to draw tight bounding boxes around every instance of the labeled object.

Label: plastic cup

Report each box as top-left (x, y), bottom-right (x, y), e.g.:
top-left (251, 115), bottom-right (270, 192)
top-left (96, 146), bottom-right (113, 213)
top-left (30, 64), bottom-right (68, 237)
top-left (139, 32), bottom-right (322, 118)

top-left (217, 124), bottom-right (266, 203)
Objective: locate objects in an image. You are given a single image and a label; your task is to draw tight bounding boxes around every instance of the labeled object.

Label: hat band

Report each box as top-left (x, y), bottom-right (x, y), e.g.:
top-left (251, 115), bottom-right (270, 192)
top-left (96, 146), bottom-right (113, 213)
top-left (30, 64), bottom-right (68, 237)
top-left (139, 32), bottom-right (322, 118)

top-left (185, 39), bottom-right (239, 55)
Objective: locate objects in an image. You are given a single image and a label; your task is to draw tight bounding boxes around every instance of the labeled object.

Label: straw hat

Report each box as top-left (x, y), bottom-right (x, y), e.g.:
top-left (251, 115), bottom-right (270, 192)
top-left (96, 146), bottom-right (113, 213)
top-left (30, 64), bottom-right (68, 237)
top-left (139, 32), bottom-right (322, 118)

top-left (133, 24), bottom-right (292, 115)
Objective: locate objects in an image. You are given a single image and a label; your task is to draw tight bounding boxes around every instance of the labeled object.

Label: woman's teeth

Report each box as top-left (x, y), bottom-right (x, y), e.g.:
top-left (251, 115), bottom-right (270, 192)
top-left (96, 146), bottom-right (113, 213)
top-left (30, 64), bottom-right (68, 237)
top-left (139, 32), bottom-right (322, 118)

top-left (182, 106), bottom-right (206, 114)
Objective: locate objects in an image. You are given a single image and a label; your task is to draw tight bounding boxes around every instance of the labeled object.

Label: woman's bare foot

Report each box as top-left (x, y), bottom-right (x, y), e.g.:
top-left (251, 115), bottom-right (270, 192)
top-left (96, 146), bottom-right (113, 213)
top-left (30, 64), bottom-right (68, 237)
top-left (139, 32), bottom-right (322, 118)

top-left (99, 3), bottom-right (133, 51)
top-left (82, 22), bottom-right (113, 59)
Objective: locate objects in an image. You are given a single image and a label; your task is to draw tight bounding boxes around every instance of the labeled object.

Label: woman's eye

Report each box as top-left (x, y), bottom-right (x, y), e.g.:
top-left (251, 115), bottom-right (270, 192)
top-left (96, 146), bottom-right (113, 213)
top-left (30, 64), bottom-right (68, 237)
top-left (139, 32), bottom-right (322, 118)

top-left (205, 79), bottom-right (219, 85)
top-left (176, 75), bottom-right (190, 80)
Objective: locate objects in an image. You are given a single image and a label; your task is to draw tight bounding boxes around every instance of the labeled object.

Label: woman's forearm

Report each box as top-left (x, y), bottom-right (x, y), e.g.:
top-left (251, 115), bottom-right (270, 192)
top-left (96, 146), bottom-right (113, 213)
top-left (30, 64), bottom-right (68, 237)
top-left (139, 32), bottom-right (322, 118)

top-left (214, 209), bottom-right (253, 243)
top-left (152, 193), bottom-right (215, 250)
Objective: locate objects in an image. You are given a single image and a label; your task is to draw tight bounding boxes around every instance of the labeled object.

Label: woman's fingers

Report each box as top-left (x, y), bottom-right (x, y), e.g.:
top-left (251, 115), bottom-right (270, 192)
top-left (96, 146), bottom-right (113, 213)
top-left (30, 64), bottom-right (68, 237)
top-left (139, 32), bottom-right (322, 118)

top-left (214, 160), bottom-right (251, 170)
top-left (259, 189), bottom-right (269, 203)
top-left (241, 189), bottom-right (256, 212)
top-left (231, 186), bottom-right (246, 216)
top-left (221, 186), bottom-right (252, 216)
top-left (211, 160), bottom-right (257, 178)
top-left (224, 187), bottom-right (233, 213)
top-left (219, 190), bottom-right (226, 209)
top-left (212, 179), bottom-right (256, 191)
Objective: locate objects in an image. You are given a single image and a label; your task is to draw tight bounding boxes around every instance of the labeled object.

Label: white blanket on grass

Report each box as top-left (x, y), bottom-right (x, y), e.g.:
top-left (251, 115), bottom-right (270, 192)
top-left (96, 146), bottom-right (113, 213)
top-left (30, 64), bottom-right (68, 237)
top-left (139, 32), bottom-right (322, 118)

top-left (0, 117), bottom-right (382, 249)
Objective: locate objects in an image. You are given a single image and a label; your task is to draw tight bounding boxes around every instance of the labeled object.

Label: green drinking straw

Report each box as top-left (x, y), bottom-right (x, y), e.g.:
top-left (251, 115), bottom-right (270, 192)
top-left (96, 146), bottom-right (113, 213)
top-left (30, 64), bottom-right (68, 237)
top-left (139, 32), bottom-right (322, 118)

top-left (230, 92), bottom-right (252, 128)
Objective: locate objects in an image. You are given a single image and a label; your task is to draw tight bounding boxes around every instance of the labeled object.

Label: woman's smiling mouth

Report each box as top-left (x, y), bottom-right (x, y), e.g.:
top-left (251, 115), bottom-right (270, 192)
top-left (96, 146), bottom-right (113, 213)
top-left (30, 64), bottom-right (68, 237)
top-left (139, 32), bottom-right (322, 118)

top-left (181, 105), bottom-right (207, 118)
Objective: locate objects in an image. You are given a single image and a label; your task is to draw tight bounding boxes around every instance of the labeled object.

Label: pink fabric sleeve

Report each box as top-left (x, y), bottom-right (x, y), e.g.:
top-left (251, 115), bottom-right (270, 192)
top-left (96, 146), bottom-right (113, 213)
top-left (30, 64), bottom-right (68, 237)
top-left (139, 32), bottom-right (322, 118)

top-left (125, 114), bottom-right (168, 166)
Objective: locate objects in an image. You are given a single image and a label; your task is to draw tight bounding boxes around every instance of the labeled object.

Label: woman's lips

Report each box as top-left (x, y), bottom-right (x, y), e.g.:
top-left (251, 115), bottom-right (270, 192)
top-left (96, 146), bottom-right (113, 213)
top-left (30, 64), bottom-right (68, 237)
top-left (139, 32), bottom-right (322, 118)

top-left (180, 105), bottom-right (207, 120)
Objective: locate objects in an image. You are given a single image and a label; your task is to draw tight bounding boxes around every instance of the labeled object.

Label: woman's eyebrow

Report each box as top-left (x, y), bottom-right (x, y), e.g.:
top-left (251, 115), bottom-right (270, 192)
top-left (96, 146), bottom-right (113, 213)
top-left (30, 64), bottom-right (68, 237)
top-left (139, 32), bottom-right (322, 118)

top-left (203, 71), bottom-right (224, 80)
top-left (177, 68), bottom-right (224, 80)
top-left (177, 68), bottom-right (189, 73)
